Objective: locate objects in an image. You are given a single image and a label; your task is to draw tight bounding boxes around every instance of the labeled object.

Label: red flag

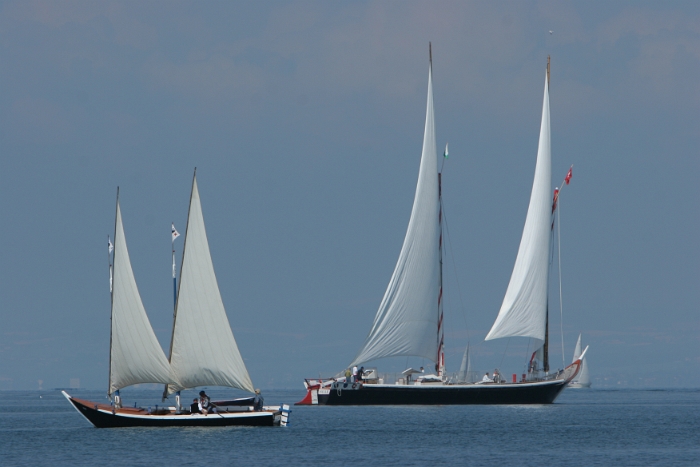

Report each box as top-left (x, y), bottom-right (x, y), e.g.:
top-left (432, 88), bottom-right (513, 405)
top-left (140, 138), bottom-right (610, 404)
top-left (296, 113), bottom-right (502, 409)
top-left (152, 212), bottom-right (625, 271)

top-left (565, 166), bottom-right (572, 185)
top-left (552, 188), bottom-right (559, 213)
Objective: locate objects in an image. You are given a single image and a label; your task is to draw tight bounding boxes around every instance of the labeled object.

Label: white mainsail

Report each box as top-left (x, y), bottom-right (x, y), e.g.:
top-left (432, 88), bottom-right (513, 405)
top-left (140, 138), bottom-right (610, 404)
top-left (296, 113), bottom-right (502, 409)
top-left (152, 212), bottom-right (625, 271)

top-left (109, 200), bottom-right (174, 395)
top-left (166, 174), bottom-right (254, 395)
top-left (485, 71), bottom-right (552, 343)
top-left (350, 62), bottom-right (440, 367)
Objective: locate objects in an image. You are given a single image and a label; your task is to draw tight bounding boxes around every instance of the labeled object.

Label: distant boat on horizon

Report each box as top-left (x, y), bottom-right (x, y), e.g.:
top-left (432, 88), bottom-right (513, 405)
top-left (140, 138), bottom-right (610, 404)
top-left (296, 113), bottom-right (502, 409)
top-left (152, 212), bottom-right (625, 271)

top-left (568, 334), bottom-right (592, 388)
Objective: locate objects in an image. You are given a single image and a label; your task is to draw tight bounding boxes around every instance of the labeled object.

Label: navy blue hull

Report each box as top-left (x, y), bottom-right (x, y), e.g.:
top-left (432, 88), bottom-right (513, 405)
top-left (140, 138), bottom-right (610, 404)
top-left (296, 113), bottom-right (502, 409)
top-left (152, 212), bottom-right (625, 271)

top-left (65, 394), bottom-right (276, 428)
top-left (315, 380), bottom-right (568, 405)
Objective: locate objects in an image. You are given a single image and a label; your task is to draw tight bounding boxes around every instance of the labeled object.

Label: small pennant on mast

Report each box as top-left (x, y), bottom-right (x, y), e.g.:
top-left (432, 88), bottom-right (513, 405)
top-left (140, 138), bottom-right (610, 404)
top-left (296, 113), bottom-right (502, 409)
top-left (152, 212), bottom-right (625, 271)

top-left (552, 166), bottom-right (573, 214)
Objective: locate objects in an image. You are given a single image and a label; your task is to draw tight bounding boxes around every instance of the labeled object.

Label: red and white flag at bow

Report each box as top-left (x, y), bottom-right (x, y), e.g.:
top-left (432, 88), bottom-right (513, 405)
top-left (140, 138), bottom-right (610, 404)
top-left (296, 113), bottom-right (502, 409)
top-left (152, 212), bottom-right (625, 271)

top-left (565, 166), bottom-right (573, 185)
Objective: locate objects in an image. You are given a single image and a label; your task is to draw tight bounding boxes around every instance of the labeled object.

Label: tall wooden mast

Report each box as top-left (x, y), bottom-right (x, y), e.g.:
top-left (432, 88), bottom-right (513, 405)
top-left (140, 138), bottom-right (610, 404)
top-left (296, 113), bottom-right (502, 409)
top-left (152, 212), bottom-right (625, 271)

top-left (543, 55), bottom-right (551, 374)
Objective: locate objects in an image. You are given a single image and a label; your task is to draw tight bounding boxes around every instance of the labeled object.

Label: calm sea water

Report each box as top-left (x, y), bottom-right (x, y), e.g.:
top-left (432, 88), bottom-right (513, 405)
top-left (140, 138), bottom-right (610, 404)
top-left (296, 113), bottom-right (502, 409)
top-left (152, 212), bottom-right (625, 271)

top-left (1, 388), bottom-right (698, 466)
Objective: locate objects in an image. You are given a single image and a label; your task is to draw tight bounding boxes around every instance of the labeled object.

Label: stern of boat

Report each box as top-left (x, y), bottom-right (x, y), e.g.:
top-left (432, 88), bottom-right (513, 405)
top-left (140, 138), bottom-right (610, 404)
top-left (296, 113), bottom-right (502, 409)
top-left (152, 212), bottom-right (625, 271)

top-left (296, 378), bottom-right (337, 405)
top-left (269, 404), bottom-right (291, 426)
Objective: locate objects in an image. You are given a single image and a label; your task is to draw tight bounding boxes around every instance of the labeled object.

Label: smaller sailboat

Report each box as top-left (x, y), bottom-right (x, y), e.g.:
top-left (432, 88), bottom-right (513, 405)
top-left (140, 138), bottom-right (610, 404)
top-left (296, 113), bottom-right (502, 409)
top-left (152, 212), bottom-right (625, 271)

top-left (64, 173), bottom-right (290, 427)
top-left (568, 334), bottom-right (591, 388)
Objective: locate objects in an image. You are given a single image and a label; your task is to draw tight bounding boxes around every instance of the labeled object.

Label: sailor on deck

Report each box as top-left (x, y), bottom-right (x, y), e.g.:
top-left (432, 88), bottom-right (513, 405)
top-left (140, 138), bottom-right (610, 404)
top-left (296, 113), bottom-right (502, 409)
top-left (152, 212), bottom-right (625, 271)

top-left (253, 389), bottom-right (264, 412)
top-left (198, 391), bottom-right (216, 415)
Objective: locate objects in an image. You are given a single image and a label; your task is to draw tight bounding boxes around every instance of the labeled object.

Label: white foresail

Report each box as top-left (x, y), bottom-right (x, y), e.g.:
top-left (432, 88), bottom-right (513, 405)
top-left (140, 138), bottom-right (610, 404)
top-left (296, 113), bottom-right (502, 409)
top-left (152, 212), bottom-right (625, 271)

top-left (109, 202), bottom-right (174, 395)
top-left (485, 72), bottom-right (552, 343)
top-left (166, 175), bottom-right (254, 394)
top-left (350, 64), bottom-right (440, 367)
top-left (578, 355), bottom-right (590, 384)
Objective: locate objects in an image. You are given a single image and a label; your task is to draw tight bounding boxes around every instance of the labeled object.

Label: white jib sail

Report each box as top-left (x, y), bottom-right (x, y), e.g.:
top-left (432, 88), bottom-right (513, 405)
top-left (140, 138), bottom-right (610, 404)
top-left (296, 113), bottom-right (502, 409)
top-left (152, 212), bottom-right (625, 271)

top-left (109, 202), bottom-right (174, 395)
top-left (167, 175), bottom-right (254, 394)
top-left (350, 64), bottom-right (440, 367)
top-left (578, 355), bottom-right (590, 384)
top-left (486, 72), bottom-right (552, 343)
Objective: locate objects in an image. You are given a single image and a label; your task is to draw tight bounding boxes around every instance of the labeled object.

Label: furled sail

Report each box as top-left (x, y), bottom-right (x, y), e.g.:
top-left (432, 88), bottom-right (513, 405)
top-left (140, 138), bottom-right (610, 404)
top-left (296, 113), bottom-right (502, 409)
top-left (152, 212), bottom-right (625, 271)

top-left (109, 199), bottom-right (174, 395)
top-left (485, 72), bottom-right (552, 343)
top-left (350, 63), bottom-right (440, 367)
top-left (166, 174), bottom-right (254, 395)
top-left (457, 344), bottom-right (471, 383)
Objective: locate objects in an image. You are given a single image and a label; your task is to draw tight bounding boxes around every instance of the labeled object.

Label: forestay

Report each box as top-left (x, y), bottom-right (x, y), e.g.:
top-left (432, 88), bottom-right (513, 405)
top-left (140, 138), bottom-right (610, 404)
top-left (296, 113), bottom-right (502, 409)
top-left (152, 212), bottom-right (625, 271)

top-left (350, 64), bottom-right (440, 367)
top-left (166, 175), bottom-right (254, 395)
top-left (486, 73), bottom-right (552, 343)
top-left (109, 201), bottom-right (174, 395)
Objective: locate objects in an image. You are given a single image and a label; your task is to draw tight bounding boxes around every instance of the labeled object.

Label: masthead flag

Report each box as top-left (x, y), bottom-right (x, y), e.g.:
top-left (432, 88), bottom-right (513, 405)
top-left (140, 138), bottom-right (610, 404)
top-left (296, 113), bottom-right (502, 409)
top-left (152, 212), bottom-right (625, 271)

top-left (565, 166), bottom-right (573, 185)
top-left (443, 143), bottom-right (449, 159)
top-left (108, 237), bottom-right (114, 255)
top-left (172, 224), bottom-right (180, 242)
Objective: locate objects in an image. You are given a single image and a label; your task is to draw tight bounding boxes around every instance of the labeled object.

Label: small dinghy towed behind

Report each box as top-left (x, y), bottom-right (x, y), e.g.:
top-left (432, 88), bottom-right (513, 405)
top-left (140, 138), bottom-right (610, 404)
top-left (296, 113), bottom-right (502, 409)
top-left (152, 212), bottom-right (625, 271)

top-left (64, 171), bottom-right (289, 427)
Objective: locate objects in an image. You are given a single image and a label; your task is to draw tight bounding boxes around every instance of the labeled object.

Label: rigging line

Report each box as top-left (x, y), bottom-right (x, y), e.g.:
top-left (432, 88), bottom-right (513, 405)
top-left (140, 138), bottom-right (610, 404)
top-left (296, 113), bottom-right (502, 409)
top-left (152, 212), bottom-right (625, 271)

top-left (557, 198), bottom-right (565, 369)
top-left (440, 199), bottom-right (471, 339)
top-left (546, 202), bottom-right (557, 370)
top-left (498, 337), bottom-right (511, 370)
top-left (525, 338), bottom-right (532, 370)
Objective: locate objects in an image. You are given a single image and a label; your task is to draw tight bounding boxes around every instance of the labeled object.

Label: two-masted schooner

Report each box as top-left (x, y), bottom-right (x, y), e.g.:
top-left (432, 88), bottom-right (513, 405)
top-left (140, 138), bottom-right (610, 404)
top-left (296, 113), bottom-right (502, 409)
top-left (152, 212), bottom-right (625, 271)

top-left (64, 172), bottom-right (290, 427)
top-left (297, 52), bottom-right (585, 406)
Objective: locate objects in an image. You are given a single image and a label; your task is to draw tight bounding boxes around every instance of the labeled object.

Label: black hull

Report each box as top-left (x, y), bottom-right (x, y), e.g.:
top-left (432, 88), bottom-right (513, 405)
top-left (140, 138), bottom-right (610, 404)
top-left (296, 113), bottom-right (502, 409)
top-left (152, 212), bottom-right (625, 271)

top-left (64, 392), bottom-right (277, 428)
top-left (310, 380), bottom-right (569, 405)
top-left (297, 356), bottom-right (583, 406)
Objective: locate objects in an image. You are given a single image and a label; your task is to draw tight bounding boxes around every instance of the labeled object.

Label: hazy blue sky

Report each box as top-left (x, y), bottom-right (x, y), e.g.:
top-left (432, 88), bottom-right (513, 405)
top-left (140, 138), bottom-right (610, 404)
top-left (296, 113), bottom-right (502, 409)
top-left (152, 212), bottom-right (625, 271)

top-left (1, 1), bottom-right (698, 392)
